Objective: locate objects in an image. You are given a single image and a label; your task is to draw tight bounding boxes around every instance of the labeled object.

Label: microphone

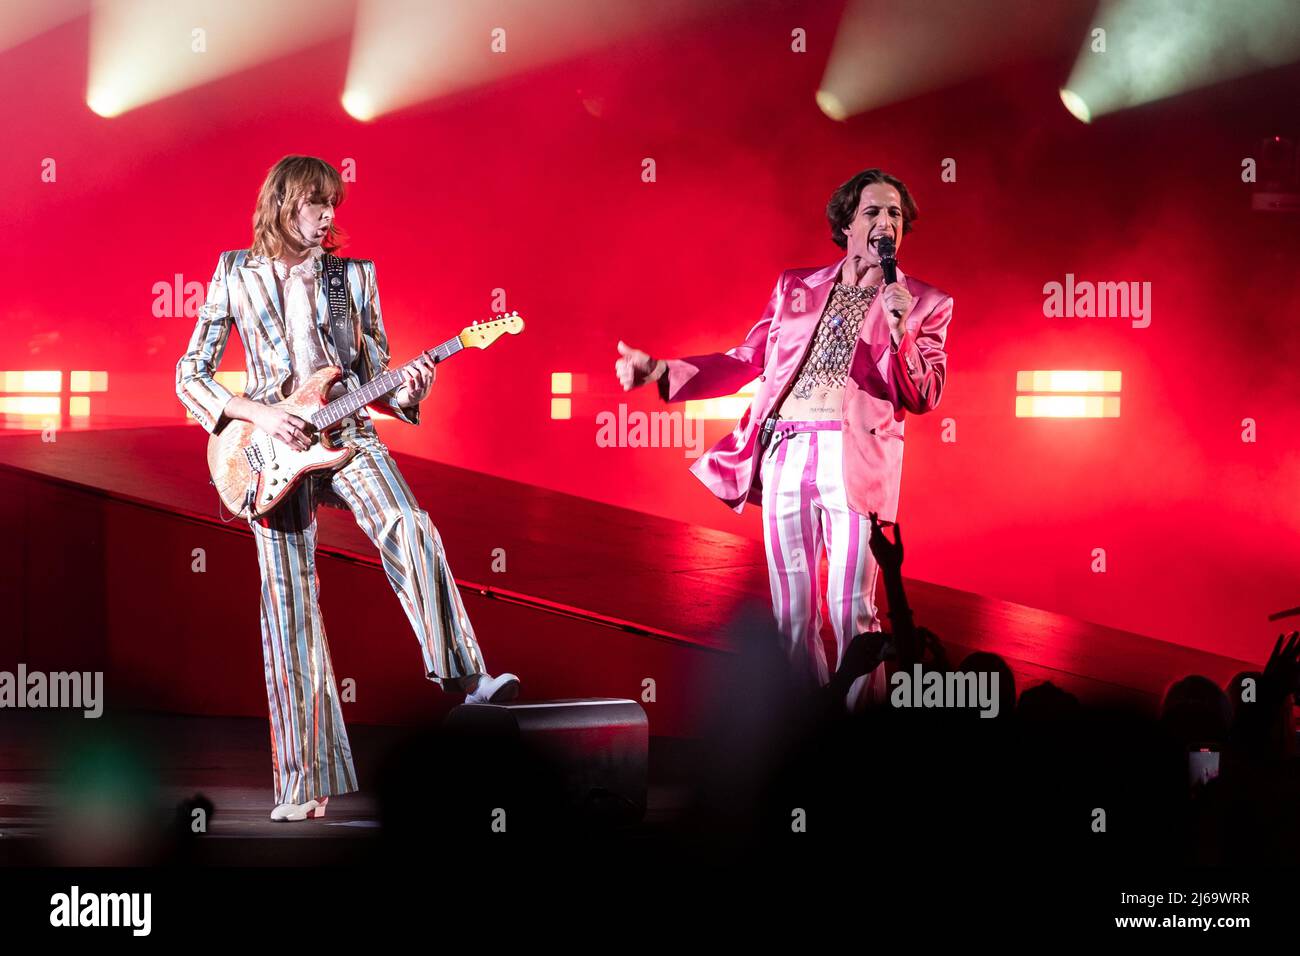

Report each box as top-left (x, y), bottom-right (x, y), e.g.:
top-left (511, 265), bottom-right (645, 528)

top-left (876, 235), bottom-right (902, 319)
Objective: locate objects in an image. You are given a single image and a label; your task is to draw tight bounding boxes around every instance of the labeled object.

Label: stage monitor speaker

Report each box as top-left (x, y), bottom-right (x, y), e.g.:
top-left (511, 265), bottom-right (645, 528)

top-left (444, 697), bottom-right (648, 822)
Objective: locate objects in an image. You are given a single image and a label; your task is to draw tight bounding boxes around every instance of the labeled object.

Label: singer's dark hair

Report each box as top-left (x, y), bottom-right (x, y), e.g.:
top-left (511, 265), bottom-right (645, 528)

top-left (827, 168), bottom-right (918, 249)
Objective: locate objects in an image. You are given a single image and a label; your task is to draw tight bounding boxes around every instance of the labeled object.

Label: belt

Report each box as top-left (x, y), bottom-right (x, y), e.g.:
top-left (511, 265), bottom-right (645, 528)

top-left (760, 418), bottom-right (841, 454)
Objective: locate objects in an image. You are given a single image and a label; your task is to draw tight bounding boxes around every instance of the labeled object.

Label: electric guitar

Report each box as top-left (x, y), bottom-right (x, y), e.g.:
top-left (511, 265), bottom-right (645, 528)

top-left (208, 312), bottom-right (524, 520)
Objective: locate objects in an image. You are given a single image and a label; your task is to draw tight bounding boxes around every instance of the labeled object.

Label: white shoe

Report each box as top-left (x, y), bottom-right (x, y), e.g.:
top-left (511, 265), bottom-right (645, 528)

top-left (464, 672), bottom-right (520, 704)
top-left (270, 796), bottom-right (328, 822)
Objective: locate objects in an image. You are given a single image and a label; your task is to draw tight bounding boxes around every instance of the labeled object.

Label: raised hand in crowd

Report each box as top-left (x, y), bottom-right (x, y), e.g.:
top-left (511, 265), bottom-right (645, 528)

top-left (867, 511), bottom-right (904, 574)
top-left (1262, 630), bottom-right (1300, 702)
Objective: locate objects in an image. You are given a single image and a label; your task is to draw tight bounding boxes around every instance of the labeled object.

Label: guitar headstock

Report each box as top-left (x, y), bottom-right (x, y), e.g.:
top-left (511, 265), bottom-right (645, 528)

top-left (460, 311), bottom-right (525, 350)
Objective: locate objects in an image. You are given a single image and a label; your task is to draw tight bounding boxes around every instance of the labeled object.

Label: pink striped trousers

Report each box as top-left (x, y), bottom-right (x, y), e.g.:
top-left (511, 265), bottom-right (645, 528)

top-left (759, 420), bottom-right (883, 687)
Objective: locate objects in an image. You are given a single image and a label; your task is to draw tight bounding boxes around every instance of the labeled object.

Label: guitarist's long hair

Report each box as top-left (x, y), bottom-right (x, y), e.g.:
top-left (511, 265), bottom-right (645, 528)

top-left (250, 155), bottom-right (349, 260)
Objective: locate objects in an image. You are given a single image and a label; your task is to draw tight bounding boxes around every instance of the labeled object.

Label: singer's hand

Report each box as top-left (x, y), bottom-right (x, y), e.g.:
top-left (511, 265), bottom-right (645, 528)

top-left (615, 341), bottom-right (665, 391)
top-left (881, 281), bottom-right (914, 337)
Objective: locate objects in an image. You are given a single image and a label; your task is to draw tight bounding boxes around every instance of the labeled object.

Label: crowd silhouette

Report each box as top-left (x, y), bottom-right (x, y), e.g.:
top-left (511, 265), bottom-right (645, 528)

top-left (667, 513), bottom-right (1300, 869)
top-left (357, 513), bottom-right (1300, 880)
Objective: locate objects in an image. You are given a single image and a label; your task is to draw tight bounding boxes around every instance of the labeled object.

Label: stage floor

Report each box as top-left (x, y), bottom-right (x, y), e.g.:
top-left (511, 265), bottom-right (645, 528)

top-left (0, 420), bottom-right (1260, 710)
top-left (0, 710), bottom-right (693, 865)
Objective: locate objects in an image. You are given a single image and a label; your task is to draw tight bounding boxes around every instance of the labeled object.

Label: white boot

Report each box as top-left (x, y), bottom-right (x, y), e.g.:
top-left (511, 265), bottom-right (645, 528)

top-left (464, 672), bottom-right (520, 704)
top-left (270, 796), bottom-right (329, 822)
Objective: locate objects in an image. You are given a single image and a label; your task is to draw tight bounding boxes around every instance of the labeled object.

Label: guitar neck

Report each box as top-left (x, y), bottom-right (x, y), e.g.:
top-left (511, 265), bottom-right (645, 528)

top-left (311, 335), bottom-right (463, 429)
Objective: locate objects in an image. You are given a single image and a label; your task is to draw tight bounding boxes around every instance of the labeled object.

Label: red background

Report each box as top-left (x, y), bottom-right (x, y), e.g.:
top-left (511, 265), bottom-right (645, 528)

top-left (3, 0), bottom-right (1298, 663)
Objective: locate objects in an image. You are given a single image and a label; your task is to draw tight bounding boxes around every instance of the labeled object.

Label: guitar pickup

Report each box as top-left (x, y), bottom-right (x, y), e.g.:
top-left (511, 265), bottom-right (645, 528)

top-left (243, 444), bottom-right (266, 473)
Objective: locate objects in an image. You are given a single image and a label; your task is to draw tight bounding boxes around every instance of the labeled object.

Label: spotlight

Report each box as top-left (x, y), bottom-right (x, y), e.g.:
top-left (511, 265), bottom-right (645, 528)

top-left (1059, 88), bottom-right (1091, 124)
top-left (86, 88), bottom-right (124, 118)
top-left (815, 90), bottom-right (847, 122)
top-left (341, 89), bottom-right (375, 122)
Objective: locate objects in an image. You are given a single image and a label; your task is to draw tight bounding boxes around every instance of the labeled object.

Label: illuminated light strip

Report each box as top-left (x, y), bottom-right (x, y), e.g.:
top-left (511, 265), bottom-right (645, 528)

top-left (1015, 370), bottom-right (1121, 393)
top-left (685, 396), bottom-right (753, 420)
top-left (1015, 395), bottom-right (1120, 418)
top-left (0, 370), bottom-right (110, 422)
top-left (185, 371), bottom-right (249, 422)
top-left (546, 368), bottom-right (752, 421)
top-left (685, 382), bottom-right (757, 421)
top-left (1016, 369), bottom-right (1122, 418)
top-left (0, 371), bottom-right (61, 392)
top-left (185, 371), bottom-right (242, 422)
top-left (0, 396), bottom-right (60, 416)
top-left (214, 371), bottom-right (247, 392)
top-left (550, 371), bottom-right (577, 419)
top-left (70, 371), bottom-right (109, 392)
top-left (185, 371), bottom-right (399, 422)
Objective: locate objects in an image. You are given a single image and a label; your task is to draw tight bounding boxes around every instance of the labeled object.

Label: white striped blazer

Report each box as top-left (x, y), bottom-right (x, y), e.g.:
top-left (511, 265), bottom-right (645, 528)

top-left (176, 249), bottom-right (420, 434)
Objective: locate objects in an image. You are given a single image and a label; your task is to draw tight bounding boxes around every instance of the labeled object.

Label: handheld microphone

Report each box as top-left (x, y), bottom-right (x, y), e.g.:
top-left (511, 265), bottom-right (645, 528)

top-left (877, 235), bottom-right (902, 319)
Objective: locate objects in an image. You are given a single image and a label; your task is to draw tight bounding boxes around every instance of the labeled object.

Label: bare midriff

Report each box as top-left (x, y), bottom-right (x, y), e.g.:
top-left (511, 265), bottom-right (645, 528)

top-left (777, 384), bottom-right (845, 421)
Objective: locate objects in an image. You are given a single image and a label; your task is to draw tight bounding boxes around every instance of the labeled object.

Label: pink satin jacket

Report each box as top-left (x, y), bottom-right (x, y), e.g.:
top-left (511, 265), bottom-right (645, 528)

top-left (659, 257), bottom-right (952, 523)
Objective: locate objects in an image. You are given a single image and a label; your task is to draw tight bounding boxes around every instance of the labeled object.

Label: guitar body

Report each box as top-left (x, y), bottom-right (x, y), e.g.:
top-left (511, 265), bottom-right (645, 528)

top-left (207, 366), bottom-right (356, 521)
top-left (202, 311), bottom-right (524, 521)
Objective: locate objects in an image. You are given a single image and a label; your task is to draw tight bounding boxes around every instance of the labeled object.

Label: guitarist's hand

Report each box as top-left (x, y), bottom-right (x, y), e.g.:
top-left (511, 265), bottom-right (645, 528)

top-left (393, 354), bottom-right (436, 406)
top-left (254, 405), bottom-right (313, 451)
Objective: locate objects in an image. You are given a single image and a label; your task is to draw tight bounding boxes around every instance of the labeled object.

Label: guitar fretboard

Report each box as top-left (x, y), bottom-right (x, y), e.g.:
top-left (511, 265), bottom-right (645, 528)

top-left (311, 336), bottom-right (463, 429)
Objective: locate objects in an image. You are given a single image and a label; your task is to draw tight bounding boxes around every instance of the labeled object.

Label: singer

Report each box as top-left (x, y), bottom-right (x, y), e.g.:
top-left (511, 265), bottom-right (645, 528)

top-left (615, 168), bottom-right (953, 705)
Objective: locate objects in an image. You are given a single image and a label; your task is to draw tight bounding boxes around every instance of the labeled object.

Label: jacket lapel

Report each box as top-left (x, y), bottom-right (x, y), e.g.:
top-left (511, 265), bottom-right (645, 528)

top-left (237, 256), bottom-right (291, 368)
top-left (782, 258), bottom-right (842, 346)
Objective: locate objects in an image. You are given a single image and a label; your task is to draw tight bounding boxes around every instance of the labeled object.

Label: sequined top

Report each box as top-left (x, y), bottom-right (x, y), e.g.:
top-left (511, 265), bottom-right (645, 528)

top-left (789, 282), bottom-right (879, 399)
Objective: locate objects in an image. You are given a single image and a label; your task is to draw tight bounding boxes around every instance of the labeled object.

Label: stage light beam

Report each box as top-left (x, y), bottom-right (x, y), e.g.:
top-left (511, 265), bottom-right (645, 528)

top-left (346, 0), bottom-right (739, 120)
top-left (88, 0), bottom-right (352, 118)
top-left (818, 0), bottom-right (1073, 120)
top-left (1061, 0), bottom-right (1300, 121)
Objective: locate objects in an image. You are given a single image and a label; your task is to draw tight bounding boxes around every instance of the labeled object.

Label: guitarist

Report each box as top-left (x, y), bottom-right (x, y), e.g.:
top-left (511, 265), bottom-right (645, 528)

top-left (176, 155), bottom-right (520, 823)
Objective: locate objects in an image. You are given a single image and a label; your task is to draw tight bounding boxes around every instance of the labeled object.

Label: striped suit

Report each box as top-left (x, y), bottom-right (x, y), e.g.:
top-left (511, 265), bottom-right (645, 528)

top-left (177, 249), bottom-right (486, 805)
top-left (177, 249), bottom-right (419, 432)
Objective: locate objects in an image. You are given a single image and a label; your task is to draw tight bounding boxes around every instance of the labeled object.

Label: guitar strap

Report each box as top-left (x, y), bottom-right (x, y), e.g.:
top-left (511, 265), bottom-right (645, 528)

top-left (322, 252), bottom-right (354, 372)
